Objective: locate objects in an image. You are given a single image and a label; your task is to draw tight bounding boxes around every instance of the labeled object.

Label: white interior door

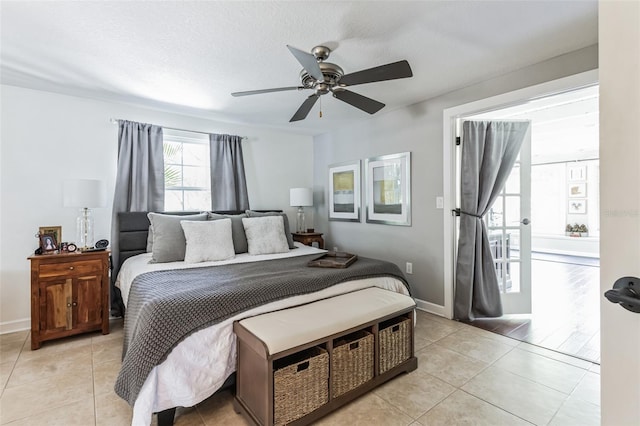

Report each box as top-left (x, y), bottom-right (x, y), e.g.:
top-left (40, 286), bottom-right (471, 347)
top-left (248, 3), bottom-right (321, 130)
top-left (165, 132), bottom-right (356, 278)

top-left (481, 122), bottom-right (532, 314)
top-left (600, 1), bottom-right (640, 423)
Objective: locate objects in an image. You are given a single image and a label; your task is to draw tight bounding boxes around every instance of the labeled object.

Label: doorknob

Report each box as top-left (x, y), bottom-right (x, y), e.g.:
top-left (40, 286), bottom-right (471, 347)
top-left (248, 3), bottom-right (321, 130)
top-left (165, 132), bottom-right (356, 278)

top-left (605, 276), bottom-right (640, 313)
top-left (520, 218), bottom-right (530, 225)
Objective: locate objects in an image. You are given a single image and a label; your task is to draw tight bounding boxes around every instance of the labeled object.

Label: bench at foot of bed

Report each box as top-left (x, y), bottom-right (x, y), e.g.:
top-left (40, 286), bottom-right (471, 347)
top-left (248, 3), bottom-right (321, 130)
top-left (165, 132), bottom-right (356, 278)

top-left (233, 287), bottom-right (417, 426)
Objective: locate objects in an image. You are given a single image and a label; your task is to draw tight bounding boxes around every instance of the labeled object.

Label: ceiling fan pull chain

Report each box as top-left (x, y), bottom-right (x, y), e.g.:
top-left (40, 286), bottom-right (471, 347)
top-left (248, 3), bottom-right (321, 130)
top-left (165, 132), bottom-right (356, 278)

top-left (319, 96), bottom-right (323, 118)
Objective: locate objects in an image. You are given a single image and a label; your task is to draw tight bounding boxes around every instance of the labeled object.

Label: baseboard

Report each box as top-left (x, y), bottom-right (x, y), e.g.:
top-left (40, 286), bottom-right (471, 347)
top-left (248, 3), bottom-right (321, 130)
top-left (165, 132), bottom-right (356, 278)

top-left (414, 298), bottom-right (447, 318)
top-left (0, 318), bottom-right (30, 335)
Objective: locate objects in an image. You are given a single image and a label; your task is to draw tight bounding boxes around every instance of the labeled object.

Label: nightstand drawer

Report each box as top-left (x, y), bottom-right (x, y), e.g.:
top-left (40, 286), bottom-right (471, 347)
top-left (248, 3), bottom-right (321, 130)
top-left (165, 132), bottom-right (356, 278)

top-left (39, 260), bottom-right (102, 278)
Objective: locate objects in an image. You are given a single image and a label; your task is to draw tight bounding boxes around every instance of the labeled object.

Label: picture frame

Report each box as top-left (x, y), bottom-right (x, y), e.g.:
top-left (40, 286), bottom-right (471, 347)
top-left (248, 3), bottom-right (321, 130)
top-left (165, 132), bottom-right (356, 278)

top-left (39, 234), bottom-right (58, 253)
top-left (328, 160), bottom-right (361, 222)
top-left (568, 182), bottom-right (587, 198)
top-left (365, 152), bottom-right (411, 226)
top-left (39, 226), bottom-right (62, 247)
top-left (568, 165), bottom-right (586, 181)
top-left (568, 199), bottom-right (587, 214)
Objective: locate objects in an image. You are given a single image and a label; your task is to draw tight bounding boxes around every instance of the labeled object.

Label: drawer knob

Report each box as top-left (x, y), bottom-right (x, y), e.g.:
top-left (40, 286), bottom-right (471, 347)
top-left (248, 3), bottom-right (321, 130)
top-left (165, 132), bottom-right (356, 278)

top-left (69, 266), bottom-right (74, 270)
top-left (67, 303), bottom-right (72, 307)
top-left (72, 302), bottom-right (77, 307)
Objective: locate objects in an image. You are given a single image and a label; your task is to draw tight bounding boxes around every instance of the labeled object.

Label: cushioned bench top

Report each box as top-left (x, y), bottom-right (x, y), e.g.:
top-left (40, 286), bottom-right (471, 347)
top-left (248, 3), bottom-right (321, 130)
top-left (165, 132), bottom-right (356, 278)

top-left (238, 287), bottom-right (415, 354)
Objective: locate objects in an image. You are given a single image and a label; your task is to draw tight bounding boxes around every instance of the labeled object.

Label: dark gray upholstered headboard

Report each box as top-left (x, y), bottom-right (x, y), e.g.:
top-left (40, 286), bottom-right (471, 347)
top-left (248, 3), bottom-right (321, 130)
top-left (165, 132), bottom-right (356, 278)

top-left (116, 210), bottom-right (281, 281)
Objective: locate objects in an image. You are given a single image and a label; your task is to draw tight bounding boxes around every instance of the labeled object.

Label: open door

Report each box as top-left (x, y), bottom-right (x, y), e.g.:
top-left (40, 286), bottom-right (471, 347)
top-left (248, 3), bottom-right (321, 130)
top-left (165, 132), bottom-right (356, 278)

top-left (484, 123), bottom-right (532, 314)
top-left (457, 120), bottom-right (532, 315)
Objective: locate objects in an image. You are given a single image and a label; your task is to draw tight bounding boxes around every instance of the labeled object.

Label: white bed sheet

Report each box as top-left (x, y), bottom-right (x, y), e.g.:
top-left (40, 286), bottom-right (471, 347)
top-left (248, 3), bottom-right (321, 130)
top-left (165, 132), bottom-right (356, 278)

top-left (115, 243), bottom-right (410, 426)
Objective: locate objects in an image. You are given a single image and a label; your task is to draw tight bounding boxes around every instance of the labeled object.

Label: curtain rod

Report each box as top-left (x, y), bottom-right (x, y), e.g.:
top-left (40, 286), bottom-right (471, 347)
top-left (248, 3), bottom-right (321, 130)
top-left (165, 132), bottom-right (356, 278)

top-left (109, 118), bottom-right (247, 140)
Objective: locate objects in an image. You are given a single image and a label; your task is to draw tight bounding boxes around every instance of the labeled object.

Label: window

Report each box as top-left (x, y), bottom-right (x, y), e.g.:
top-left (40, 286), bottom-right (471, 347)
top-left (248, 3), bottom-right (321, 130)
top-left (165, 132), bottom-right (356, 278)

top-left (163, 131), bottom-right (211, 211)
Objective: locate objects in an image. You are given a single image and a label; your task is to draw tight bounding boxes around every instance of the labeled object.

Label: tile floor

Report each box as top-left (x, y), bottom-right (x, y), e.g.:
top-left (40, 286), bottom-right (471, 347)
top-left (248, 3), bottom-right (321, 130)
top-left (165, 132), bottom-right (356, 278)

top-left (0, 310), bottom-right (600, 425)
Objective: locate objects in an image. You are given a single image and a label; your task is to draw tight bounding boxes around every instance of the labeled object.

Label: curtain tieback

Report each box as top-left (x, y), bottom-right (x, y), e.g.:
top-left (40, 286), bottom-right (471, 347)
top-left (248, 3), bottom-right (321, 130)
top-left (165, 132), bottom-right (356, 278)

top-left (458, 209), bottom-right (483, 219)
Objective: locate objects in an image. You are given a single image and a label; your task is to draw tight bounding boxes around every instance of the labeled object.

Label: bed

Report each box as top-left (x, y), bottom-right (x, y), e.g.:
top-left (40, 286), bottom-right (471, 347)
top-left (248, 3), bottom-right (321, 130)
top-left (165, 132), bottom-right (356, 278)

top-left (113, 211), bottom-right (411, 426)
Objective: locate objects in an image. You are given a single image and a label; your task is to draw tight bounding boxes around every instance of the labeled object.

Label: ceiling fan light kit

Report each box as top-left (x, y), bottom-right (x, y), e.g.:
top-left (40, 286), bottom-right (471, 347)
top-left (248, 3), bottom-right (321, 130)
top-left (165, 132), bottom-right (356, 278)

top-left (231, 45), bottom-right (413, 122)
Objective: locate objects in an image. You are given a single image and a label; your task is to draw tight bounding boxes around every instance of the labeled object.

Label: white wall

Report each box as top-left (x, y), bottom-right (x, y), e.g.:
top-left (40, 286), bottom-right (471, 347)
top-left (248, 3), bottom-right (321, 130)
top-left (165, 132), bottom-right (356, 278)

top-left (313, 45), bottom-right (598, 307)
top-left (0, 85), bottom-right (313, 332)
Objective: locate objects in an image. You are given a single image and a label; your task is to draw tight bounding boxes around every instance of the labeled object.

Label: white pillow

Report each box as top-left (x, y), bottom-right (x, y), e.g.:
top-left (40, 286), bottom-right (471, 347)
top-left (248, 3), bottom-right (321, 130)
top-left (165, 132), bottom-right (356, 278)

top-left (181, 219), bottom-right (235, 263)
top-left (242, 216), bottom-right (290, 255)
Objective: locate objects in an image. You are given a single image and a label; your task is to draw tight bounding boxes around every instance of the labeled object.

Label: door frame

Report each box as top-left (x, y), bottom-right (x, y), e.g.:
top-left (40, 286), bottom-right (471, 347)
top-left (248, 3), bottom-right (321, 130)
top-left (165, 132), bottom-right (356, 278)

top-left (442, 69), bottom-right (599, 319)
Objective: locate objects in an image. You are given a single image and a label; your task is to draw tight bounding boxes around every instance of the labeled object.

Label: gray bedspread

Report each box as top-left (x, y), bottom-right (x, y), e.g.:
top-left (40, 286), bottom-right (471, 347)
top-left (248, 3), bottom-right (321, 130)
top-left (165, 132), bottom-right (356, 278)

top-left (114, 254), bottom-right (409, 405)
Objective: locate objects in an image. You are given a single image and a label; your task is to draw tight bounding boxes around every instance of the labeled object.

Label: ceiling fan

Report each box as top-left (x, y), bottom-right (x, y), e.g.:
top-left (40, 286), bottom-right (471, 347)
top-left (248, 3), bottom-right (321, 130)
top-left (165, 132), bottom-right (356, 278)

top-left (231, 45), bottom-right (413, 122)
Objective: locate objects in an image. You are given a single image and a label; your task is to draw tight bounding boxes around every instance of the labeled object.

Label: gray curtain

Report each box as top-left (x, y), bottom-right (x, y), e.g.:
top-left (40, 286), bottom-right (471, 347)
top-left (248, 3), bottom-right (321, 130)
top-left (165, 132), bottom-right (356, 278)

top-left (454, 120), bottom-right (530, 321)
top-left (209, 133), bottom-right (250, 211)
top-left (110, 120), bottom-right (164, 316)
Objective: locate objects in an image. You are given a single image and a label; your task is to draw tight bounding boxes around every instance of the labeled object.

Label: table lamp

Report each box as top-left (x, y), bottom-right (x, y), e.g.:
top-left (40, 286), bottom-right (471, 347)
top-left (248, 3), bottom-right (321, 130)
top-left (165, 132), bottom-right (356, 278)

top-left (289, 188), bottom-right (313, 233)
top-left (63, 179), bottom-right (106, 250)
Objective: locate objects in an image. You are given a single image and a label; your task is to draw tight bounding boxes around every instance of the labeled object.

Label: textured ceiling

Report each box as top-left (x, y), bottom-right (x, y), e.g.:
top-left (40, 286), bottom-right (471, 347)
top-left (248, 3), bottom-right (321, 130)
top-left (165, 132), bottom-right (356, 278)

top-left (0, 1), bottom-right (598, 135)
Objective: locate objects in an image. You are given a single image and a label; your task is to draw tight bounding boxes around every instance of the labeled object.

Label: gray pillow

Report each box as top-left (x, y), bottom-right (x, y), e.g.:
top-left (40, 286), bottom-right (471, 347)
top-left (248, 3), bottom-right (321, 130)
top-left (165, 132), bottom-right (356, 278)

top-left (242, 216), bottom-right (290, 255)
top-left (207, 212), bottom-right (248, 254)
top-left (245, 210), bottom-right (296, 249)
top-left (146, 226), bottom-right (154, 252)
top-left (147, 212), bottom-right (208, 263)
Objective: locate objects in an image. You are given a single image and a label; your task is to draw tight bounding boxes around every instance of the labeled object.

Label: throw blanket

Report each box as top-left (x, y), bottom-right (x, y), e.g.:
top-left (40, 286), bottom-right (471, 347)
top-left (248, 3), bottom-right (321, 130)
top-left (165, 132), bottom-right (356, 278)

top-left (115, 254), bottom-right (409, 405)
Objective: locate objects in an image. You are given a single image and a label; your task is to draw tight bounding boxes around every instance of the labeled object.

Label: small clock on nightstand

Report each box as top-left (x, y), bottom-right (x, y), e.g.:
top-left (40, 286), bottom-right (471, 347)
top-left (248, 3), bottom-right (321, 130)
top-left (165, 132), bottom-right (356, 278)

top-left (291, 232), bottom-right (324, 249)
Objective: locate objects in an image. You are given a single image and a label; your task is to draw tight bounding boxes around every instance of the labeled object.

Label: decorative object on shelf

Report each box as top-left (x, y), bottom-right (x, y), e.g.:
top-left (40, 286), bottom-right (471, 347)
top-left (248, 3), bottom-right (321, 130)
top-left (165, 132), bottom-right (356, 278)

top-left (328, 160), bottom-right (361, 222)
top-left (566, 223), bottom-right (589, 237)
top-left (568, 182), bottom-right (587, 198)
top-left (95, 239), bottom-right (109, 249)
top-left (63, 179), bottom-right (106, 250)
top-left (365, 152), bottom-right (411, 226)
top-left (568, 198), bottom-right (587, 214)
top-left (290, 187), bottom-right (313, 233)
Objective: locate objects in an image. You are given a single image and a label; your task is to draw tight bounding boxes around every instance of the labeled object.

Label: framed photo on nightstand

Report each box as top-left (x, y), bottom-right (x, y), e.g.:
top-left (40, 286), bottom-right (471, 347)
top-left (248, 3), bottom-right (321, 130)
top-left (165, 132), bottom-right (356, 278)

top-left (39, 234), bottom-right (58, 253)
top-left (39, 226), bottom-right (61, 247)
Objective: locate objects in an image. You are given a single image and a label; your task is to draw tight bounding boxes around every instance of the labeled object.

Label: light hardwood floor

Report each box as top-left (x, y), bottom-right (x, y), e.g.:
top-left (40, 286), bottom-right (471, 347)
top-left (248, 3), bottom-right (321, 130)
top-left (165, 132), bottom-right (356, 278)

top-left (469, 254), bottom-right (600, 363)
top-left (0, 310), bottom-right (600, 425)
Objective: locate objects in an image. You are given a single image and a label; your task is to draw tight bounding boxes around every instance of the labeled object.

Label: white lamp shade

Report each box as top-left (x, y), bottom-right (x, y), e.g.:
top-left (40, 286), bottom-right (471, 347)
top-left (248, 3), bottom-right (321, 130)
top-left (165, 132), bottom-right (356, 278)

top-left (63, 179), bottom-right (106, 208)
top-left (290, 187), bottom-right (313, 207)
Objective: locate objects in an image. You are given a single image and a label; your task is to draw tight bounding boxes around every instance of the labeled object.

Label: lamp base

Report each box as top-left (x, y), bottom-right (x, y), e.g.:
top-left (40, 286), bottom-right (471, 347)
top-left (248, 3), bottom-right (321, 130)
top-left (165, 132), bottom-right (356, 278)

top-left (296, 207), bottom-right (306, 233)
top-left (77, 208), bottom-right (94, 249)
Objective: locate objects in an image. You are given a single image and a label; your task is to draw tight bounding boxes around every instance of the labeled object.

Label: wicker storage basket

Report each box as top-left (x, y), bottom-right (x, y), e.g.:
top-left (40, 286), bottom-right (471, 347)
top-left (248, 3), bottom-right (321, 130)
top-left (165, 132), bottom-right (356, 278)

top-left (273, 346), bottom-right (329, 425)
top-left (331, 330), bottom-right (374, 398)
top-left (379, 316), bottom-right (411, 374)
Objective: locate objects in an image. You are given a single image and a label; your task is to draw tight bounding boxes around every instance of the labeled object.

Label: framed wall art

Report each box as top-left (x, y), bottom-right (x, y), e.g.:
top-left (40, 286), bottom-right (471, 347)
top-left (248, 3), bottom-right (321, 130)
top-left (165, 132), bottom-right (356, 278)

top-left (328, 160), bottom-right (361, 222)
top-left (568, 182), bottom-right (587, 198)
top-left (568, 164), bottom-right (586, 181)
top-left (568, 199), bottom-right (587, 214)
top-left (365, 152), bottom-right (411, 226)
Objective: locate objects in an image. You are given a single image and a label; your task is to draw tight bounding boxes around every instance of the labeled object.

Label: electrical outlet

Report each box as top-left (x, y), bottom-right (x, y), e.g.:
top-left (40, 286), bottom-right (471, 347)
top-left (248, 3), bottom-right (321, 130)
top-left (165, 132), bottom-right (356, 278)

top-left (333, 246), bottom-right (339, 252)
top-left (436, 196), bottom-right (444, 209)
top-left (406, 262), bottom-right (413, 274)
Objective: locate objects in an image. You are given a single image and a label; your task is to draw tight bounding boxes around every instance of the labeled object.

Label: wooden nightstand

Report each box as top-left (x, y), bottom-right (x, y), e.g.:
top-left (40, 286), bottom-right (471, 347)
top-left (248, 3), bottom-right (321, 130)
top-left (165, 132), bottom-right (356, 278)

top-left (291, 232), bottom-right (324, 249)
top-left (28, 250), bottom-right (110, 350)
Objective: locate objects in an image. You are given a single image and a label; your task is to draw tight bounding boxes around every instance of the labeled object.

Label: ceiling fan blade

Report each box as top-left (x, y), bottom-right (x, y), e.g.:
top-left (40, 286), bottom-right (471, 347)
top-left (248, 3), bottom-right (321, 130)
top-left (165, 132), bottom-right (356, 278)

top-left (287, 45), bottom-right (324, 81)
top-left (290, 94), bottom-right (320, 122)
top-left (339, 60), bottom-right (413, 86)
top-left (231, 86), bottom-right (303, 97)
top-left (332, 89), bottom-right (385, 114)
